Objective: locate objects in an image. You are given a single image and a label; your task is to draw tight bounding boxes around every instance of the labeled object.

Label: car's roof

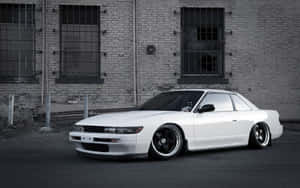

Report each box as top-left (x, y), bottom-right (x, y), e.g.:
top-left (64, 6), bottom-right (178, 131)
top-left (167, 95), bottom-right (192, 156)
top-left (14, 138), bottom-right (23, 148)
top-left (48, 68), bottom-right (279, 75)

top-left (170, 89), bottom-right (234, 94)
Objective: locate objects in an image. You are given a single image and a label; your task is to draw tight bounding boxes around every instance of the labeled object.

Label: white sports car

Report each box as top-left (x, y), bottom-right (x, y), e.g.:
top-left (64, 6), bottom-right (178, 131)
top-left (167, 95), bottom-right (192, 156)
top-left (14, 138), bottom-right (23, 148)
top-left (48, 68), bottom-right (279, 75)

top-left (69, 89), bottom-right (283, 159)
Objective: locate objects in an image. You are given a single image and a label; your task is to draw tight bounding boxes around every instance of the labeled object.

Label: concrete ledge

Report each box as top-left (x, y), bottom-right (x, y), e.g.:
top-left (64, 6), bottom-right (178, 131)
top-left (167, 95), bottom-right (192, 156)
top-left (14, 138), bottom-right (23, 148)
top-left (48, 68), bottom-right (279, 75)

top-left (35, 107), bottom-right (136, 123)
top-left (39, 127), bottom-right (54, 133)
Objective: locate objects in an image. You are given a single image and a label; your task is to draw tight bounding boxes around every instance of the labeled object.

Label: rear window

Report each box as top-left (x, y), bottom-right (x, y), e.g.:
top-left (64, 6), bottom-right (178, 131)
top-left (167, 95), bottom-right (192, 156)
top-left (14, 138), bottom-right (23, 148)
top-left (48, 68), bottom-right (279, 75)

top-left (231, 95), bottom-right (251, 111)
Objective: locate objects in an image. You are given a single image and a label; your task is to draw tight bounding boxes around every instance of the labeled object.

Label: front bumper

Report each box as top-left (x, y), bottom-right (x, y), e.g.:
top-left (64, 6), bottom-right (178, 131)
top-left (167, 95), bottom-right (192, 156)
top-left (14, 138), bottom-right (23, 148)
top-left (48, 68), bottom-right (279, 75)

top-left (69, 131), bottom-right (149, 156)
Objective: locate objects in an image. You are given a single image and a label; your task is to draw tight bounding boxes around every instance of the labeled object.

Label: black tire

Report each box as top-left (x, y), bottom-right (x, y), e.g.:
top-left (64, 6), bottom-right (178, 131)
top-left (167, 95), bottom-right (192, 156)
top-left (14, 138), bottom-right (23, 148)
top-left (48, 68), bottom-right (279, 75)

top-left (249, 123), bottom-right (271, 149)
top-left (149, 125), bottom-right (183, 160)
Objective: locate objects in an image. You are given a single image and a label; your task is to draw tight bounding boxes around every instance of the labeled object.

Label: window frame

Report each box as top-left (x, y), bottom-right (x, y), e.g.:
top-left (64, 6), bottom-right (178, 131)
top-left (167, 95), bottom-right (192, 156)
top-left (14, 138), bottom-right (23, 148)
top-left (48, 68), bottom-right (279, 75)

top-left (178, 7), bottom-right (228, 84)
top-left (0, 3), bottom-right (38, 84)
top-left (56, 5), bottom-right (103, 84)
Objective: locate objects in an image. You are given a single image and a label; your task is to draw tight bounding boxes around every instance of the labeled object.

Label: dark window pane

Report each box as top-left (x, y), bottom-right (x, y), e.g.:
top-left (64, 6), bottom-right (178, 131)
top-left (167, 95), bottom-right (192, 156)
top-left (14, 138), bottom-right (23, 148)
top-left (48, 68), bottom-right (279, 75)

top-left (140, 91), bottom-right (204, 111)
top-left (183, 52), bottom-right (218, 74)
top-left (0, 4), bottom-right (35, 79)
top-left (61, 5), bottom-right (98, 25)
top-left (60, 5), bottom-right (100, 80)
top-left (182, 8), bottom-right (224, 75)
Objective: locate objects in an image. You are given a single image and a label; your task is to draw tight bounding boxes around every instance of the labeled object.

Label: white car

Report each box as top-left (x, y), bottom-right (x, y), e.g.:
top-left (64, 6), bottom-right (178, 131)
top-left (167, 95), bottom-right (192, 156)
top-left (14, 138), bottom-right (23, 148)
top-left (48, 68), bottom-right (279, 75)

top-left (69, 89), bottom-right (283, 160)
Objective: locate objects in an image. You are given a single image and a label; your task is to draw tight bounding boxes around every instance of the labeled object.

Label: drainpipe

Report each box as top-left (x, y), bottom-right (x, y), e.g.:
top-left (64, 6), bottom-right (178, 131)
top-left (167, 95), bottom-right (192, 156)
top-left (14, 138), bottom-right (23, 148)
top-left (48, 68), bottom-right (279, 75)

top-left (133, 0), bottom-right (138, 106)
top-left (42, 0), bottom-right (49, 104)
top-left (41, 0), bottom-right (46, 104)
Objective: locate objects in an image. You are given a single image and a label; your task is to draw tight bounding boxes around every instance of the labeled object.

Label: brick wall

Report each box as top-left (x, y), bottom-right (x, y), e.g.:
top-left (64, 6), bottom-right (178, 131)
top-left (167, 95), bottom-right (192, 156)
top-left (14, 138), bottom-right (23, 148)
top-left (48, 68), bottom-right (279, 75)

top-left (0, 0), bottom-right (299, 119)
top-left (46, 0), bottom-right (135, 110)
top-left (136, 0), bottom-right (300, 119)
top-left (0, 0), bottom-right (135, 112)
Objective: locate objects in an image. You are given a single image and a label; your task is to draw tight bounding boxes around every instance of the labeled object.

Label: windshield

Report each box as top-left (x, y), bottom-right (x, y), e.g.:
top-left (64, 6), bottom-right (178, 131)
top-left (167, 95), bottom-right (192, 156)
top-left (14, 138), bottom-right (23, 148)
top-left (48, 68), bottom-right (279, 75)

top-left (139, 91), bottom-right (204, 111)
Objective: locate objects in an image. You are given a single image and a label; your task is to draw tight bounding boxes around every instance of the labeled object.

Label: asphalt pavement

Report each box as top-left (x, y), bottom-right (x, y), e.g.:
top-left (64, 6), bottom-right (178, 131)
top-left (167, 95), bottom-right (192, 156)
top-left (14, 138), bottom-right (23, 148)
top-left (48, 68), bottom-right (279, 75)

top-left (0, 126), bottom-right (299, 188)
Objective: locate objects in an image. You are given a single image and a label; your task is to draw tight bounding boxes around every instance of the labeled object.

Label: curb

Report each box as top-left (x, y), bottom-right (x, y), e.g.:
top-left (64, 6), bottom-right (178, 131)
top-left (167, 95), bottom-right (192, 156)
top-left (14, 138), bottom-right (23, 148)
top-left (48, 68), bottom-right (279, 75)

top-left (39, 126), bottom-right (54, 133)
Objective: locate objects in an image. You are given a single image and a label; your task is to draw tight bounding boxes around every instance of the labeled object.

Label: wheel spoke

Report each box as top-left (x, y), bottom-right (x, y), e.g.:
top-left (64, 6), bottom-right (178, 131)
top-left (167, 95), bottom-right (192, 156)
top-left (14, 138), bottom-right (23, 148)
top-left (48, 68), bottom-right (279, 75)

top-left (156, 142), bottom-right (162, 149)
top-left (255, 131), bottom-right (259, 137)
top-left (155, 132), bottom-right (162, 139)
top-left (164, 129), bottom-right (172, 139)
top-left (168, 138), bottom-right (176, 145)
top-left (162, 144), bottom-right (169, 152)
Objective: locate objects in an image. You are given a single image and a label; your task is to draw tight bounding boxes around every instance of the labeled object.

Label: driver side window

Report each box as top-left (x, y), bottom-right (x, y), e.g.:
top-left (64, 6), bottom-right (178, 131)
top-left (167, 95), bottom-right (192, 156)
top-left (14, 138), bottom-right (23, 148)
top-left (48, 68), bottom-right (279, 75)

top-left (199, 93), bottom-right (233, 112)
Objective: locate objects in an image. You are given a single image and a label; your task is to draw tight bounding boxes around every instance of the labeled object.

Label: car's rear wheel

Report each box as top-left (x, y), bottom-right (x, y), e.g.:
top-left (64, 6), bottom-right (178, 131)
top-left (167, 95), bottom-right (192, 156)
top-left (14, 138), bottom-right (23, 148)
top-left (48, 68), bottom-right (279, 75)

top-left (149, 125), bottom-right (183, 160)
top-left (249, 123), bottom-right (271, 148)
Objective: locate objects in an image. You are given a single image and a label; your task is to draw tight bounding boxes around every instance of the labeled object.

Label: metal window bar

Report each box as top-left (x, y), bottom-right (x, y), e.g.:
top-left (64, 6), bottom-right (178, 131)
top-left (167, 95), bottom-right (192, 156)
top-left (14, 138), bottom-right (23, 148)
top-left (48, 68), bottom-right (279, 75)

top-left (0, 4), bottom-right (36, 81)
top-left (181, 8), bottom-right (224, 76)
top-left (59, 5), bottom-right (101, 81)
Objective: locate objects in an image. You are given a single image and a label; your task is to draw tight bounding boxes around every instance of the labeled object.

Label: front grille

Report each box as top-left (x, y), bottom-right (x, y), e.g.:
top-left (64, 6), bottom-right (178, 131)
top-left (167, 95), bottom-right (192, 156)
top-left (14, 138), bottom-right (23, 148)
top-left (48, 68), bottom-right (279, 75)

top-left (81, 143), bottom-right (109, 152)
top-left (93, 138), bottom-right (116, 142)
top-left (72, 136), bottom-right (81, 141)
top-left (83, 126), bottom-right (105, 133)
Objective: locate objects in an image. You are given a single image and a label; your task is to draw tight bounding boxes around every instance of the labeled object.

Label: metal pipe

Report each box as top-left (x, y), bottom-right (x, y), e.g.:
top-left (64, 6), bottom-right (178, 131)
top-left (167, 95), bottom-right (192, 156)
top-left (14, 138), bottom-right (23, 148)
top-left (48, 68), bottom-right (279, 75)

top-left (44, 0), bottom-right (49, 102)
top-left (45, 95), bottom-right (51, 127)
top-left (84, 95), bottom-right (89, 118)
top-left (8, 95), bottom-right (15, 126)
top-left (41, 0), bottom-right (45, 104)
top-left (133, 0), bottom-right (138, 106)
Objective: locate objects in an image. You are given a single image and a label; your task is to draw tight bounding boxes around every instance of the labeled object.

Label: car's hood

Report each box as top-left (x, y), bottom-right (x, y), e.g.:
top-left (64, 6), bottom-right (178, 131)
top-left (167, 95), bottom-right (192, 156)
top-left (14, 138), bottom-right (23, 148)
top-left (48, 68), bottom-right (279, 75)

top-left (75, 110), bottom-right (183, 127)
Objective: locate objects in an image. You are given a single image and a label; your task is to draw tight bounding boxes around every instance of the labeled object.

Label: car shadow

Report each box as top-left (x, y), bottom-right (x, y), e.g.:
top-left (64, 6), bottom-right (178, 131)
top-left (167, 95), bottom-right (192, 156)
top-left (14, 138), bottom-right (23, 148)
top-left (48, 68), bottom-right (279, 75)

top-left (74, 146), bottom-right (257, 163)
top-left (181, 146), bottom-right (250, 158)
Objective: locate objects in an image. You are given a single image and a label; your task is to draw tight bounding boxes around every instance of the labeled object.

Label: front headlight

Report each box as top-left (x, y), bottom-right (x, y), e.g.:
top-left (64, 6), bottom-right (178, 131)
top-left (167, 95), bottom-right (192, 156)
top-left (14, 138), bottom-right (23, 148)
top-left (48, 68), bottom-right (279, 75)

top-left (103, 127), bottom-right (143, 134)
top-left (72, 125), bottom-right (84, 132)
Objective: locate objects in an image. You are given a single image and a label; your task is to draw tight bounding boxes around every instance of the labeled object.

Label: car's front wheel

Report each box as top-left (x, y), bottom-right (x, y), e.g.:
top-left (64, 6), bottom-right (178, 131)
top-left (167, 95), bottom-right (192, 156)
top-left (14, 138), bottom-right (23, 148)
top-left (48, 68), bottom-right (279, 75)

top-left (249, 123), bottom-right (271, 148)
top-left (149, 125), bottom-right (183, 160)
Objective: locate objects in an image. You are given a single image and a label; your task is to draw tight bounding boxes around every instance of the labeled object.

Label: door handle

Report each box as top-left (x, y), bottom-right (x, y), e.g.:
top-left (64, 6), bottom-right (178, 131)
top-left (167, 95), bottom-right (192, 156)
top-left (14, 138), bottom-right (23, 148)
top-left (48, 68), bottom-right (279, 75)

top-left (232, 120), bottom-right (238, 122)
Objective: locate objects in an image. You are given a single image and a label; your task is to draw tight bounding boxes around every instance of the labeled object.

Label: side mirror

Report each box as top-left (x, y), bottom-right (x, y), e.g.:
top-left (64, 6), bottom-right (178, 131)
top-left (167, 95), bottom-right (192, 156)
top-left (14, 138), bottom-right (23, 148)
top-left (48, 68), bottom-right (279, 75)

top-left (197, 104), bottom-right (215, 113)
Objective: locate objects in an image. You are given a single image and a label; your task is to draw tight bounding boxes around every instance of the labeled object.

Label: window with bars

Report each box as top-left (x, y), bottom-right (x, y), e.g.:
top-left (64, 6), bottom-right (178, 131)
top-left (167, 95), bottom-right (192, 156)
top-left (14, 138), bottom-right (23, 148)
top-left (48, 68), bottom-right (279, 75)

top-left (0, 4), bottom-right (36, 82)
top-left (59, 5), bottom-right (102, 83)
top-left (181, 8), bottom-right (225, 79)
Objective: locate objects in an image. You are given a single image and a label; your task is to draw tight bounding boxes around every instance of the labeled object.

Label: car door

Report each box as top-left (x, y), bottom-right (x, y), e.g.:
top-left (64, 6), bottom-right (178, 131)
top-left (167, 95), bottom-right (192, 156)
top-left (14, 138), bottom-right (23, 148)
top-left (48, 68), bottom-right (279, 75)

top-left (193, 93), bottom-right (241, 150)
